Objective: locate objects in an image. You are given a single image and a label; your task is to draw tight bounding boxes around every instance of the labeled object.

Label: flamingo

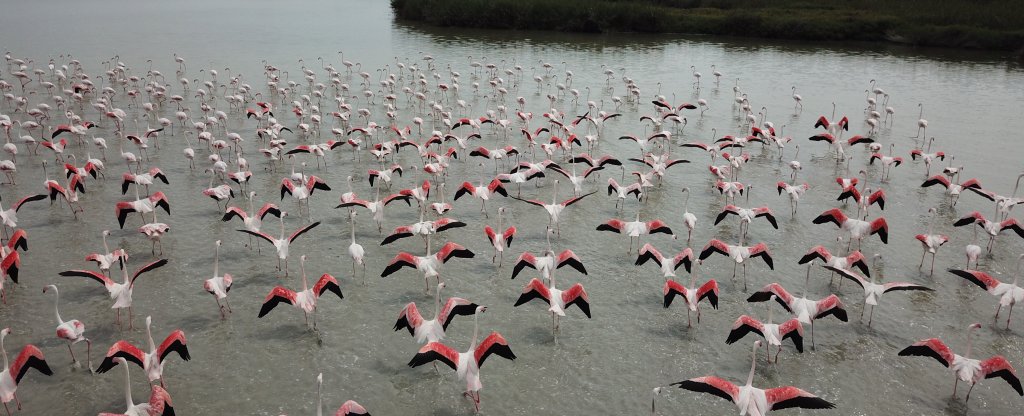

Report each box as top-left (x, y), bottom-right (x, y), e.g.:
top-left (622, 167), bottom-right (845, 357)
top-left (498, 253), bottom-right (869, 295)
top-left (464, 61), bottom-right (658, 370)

top-left (747, 262), bottom-right (848, 349)
top-left (202, 240), bottom-right (232, 319)
top-left (949, 258), bottom-right (1024, 329)
top-left (550, 164), bottom-right (603, 196)
top-left (511, 232), bottom-right (587, 282)
top-left (453, 178), bottom-right (508, 218)
top-left (280, 169), bottom-right (331, 217)
top-left (869, 144), bottom-right (903, 181)
top-left (407, 306), bottom-right (516, 413)
top-left (237, 212), bottom-right (320, 275)
top-left (85, 230), bottom-right (127, 276)
top-left (41, 284), bottom-right (92, 372)
top-left (714, 204), bottom-right (778, 237)
top-left (635, 243), bottom-right (694, 278)
top-left (100, 357), bottom-right (174, 416)
top-left (115, 191), bottom-right (171, 229)
top-left (381, 240), bottom-right (475, 291)
top-left (669, 341), bottom-right (834, 415)
top-left (395, 282), bottom-right (479, 344)
top-left (807, 133), bottom-right (873, 161)
top-left (346, 211), bottom-right (366, 283)
top-left (380, 210), bottom-right (467, 247)
top-left (663, 260), bottom-right (719, 327)
top-left (367, 163), bottom-right (403, 188)
top-left (776, 182), bottom-right (809, 218)
top-left (94, 316), bottom-right (190, 387)
top-left (898, 323), bottom-right (1022, 402)
top-left (257, 255), bottom-right (343, 329)
top-left (726, 298), bottom-right (805, 362)
top-left (59, 257), bottom-right (167, 330)
top-left (338, 187), bottom-right (413, 233)
top-left (514, 264), bottom-right (592, 334)
top-left (698, 237), bottom-right (774, 290)
top-left (913, 103), bottom-right (928, 138)
top-left (313, 373), bottom-right (370, 416)
top-left (483, 207), bottom-right (516, 265)
top-left (495, 167), bottom-right (545, 197)
top-left (797, 239), bottom-right (870, 277)
top-left (596, 212), bottom-right (674, 254)
top-left (812, 208), bottom-right (888, 250)
top-left (824, 264), bottom-right (933, 326)
top-left (606, 177), bottom-right (642, 209)
top-left (0, 194), bottom-right (46, 239)
top-left (915, 207), bottom-right (948, 276)
top-left (221, 192), bottom-right (282, 251)
top-left (121, 167), bottom-right (168, 196)
top-left (953, 211), bottom-right (1024, 253)
top-left (513, 180), bottom-right (592, 236)
top-left (0, 328), bottom-right (53, 416)
top-left (921, 171), bottom-right (981, 206)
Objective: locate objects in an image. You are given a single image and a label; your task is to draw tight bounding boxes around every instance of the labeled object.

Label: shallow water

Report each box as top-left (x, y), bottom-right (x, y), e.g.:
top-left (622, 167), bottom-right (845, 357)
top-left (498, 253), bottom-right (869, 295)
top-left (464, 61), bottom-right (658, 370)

top-left (1, 1), bottom-right (1023, 415)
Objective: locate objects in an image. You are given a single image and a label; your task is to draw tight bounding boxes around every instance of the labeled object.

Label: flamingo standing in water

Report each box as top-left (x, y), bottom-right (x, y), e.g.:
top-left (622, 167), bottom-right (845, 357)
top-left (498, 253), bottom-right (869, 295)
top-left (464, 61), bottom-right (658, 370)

top-left (0, 328), bottom-right (53, 416)
top-left (747, 262), bottom-right (848, 349)
top-left (812, 208), bottom-right (889, 250)
top-left (408, 306), bottom-right (516, 413)
top-left (668, 341), bottom-right (834, 415)
top-left (221, 191), bottom-right (281, 252)
top-left (59, 257), bottom-right (168, 330)
top-left (824, 263), bottom-right (933, 326)
top-left (514, 259), bottom-right (592, 334)
top-left (699, 237), bottom-right (774, 290)
top-left (898, 323), bottom-right (1023, 403)
top-left (949, 256), bottom-right (1024, 329)
top-left (513, 179), bottom-right (593, 237)
top-left (42, 285), bottom-right (92, 371)
top-left (85, 230), bottom-right (127, 276)
top-left (203, 240), bottom-right (232, 319)
top-left (314, 373), bottom-right (370, 416)
top-left (94, 316), bottom-right (190, 387)
top-left (237, 212), bottom-right (320, 275)
top-left (952, 211), bottom-right (1024, 254)
top-left (663, 260), bottom-right (719, 327)
top-left (100, 357), bottom-right (174, 416)
top-left (257, 255), bottom-right (343, 329)
top-left (915, 207), bottom-right (948, 276)
top-left (483, 206), bottom-right (516, 266)
top-left (381, 240), bottom-right (475, 291)
top-left (346, 211), bottom-right (366, 283)
top-left (635, 243), bottom-right (694, 278)
top-left (776, 182), bottom-right (809, 218)
top-left (725, 297), bottom-right (805, 362)
top-left (394, 282), bottom-right (479, 344)
top-left (511, 228), bottom-right (588, 281)
top-left (596, 212), bottom-right (674, 254)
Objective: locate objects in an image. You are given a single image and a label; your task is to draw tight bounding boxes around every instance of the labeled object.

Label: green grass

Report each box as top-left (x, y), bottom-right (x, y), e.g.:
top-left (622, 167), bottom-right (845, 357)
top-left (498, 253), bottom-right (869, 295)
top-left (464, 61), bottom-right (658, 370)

top-left (391, 0), bottom-right (1024, 52)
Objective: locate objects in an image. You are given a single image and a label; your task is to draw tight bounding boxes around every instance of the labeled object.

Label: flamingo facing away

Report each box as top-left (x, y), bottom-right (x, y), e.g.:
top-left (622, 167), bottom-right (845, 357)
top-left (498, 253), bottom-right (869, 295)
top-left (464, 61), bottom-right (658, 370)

top-left (257, 255), bottom-right (343, 329)
top-left (513, 179), bottom-right (593, 236)
top-left (337, 186), bottom-right (413, 233)
top-left (511, 232), bottom-right (587, 282)
top-left (949, 258), bottom-right (1024, 329)
top-left (59, 257), bottom-right (168, 330)
top-left (100, 357), bottom-right (174, 416)
top-left (203, 240), bottom-right (233, 319)
top-left (347, 211), bottom-right (366, 283)
top-left (94, 316), bottom-right (190, 387)
top-left (776, 182), bottom-right (809, 218)
top-left (636, 243), bottom-right (694, 278)
top-left (221, 192), bottom-right (282, 252)
top-left (85, 230), bottom-right (128, 276)
top-left (314, 373), bottom-right (370, 416)
top-left (381, 241), bottom-right (475, 291)
top-left (663, 260), bottom-right (719, 327)
top-left (607, 177), bottom-right (642, 210)
top-left (953, 211), bottom-right (1024, 254)
top-left (42, 285), bottom-right (92, 371)
top-left (915, 207), bottom-right (948, 276)
top-left (679, 187), bottom-right (698, 243)
top-left (280, 171), bottom-right (331, 217)
top-left (807, 132), bottom-right (873, 161)
top-left (514, 266), bottom-right (592, 334)
top-left (798, 240), bottom-right (870, 277)
top-left (596, 212), bottom-right (674, 254)
top-left (824, 264), bottom-right (933, 326)
top-left (699, 237), bottom-right (774, 290)
top-left (394, 282), bottom-right (479, 344)
top-left (380, 210), bottom-right (467, 247)
top-left (237, 212), bottom-right (320, 275)
top-left (725, 298), bottom-right (805, 362)
top-left (669, 341), bottom-right (834, 415)
top-left (453, 178), bottom-right (507, 218)
top-left (920, 172), bottom-right (981, 206)
top-left (714, 204), bottom-right (778, 237)
top-left (812, 208), bottom-right (888, 250)
top-left (408, 306), bottom-right (516, 413)
top-left (898, 323), bottom-right (1023, 402)
top-left (0, 328), bottom-right (53, 416)
top-left (115, 191), bottom-right (170, 229)
top-left (0, 194), bottom-right (47, 237)
top-left (483, 207), bottom-right (516, 266)
top-left (747, 262), bottom-right (848, 349)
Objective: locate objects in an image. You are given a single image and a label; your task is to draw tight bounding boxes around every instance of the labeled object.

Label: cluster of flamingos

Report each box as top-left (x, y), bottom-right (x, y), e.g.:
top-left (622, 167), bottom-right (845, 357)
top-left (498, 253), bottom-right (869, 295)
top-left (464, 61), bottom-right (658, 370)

top-left (0, 48), bottom-right (1022, 415)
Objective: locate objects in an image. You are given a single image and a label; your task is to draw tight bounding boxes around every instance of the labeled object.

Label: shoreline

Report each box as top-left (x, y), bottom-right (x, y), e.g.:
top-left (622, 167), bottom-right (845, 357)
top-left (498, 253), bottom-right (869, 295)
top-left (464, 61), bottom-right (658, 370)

top-left (390, 0), bottom-right (1024, 56)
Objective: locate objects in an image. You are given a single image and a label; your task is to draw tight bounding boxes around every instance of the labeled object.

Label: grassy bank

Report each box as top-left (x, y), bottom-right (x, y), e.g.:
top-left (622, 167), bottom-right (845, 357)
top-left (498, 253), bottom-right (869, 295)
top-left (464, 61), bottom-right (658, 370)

top-left (391, 0), bottom-right (1024, 52)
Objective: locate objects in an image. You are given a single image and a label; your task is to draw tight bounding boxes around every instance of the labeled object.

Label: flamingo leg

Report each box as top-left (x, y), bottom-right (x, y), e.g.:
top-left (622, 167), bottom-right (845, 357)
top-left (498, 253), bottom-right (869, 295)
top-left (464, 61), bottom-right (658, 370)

top-left (85, 339), bottom-right (93, 373)
top-left (965, 383), bottom-right (976, 403)
top-left (868, 305), bottom-right (875, 326)
top-left (952, 377), bottom-right (959, 398)
top-left (1007, 303), bottom-right (1014, 329)
top-left (995, 303), bottom-right (1002, 320)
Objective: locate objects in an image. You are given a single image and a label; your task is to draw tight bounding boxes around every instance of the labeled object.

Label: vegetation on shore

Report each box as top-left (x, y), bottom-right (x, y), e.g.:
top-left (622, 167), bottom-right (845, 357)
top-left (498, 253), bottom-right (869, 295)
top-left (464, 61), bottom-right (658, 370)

top-left (391, 0), bottom-right (1024, 52)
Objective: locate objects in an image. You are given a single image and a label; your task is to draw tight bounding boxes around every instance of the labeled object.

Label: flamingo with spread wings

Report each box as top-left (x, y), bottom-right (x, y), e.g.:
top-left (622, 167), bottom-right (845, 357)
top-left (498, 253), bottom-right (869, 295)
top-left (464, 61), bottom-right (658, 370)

top-left (94, 316), bottom-right (189, 387)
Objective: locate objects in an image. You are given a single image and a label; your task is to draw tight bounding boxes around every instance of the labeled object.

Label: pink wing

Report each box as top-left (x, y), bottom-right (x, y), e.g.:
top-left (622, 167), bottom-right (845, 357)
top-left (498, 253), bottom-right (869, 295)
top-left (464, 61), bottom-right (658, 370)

top-left (394, 302), bottom-right (423, 335)
top-left (556, 250), bottom-right (587, 275)
top-left (980, 356), bottom-right (1023, 396)
top-left (148, 385), bottom-right (175, 415)
top-left (157, 330), bottom-right (190, 363)
top-left (899, 338), bottom-right (955, 367)
top-left (948, 269), bottom-right (1002, 292)
top-left (335, 400), bottom-right (370, 416)
top-left (764, 386), bottom-right (835, 410)
top-left (409, 342), bottom-right (460, 370)
top-left (474, 331), bottom-right (516, 367)
top-left (672, 376), bottom-right (740, 403)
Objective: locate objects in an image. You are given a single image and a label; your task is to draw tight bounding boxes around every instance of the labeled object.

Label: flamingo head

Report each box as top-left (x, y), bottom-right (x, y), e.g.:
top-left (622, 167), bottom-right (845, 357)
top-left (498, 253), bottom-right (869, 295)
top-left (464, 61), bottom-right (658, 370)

top-left (753, 340), bottom-right (762, 348)
top-left (215, 240), bottom-right (222, 247)
top-left (300, 254), bottom-right (307, 263)
top-left (43, 284), bottom-right (57, 294)
top-left (145, 316), bottom-right (152, 329)
top-left (249, 191), bottom-right (257, 199)
top-left (281, 211), bottom-right (289, 218)
top-left (476, 305), bottom-right (487, 314)
top-left (438, 282), bottom-right (446, 291)
top-left (968, 323), bottom-right (982, 331)
top-left (102, 230), bottom-right (111, 236)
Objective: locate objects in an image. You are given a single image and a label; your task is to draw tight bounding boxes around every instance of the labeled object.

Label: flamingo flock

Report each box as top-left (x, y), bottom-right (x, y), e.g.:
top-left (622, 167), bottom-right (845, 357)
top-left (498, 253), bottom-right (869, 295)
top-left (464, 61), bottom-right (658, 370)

top-left (0, 47), bottom-right (1021, 416)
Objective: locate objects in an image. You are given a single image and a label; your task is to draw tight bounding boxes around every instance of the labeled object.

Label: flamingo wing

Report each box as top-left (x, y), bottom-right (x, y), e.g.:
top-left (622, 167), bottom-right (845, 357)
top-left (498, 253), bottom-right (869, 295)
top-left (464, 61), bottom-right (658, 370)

top-left (754, 207), bottom-right (779, 228)
top-left (10, 345), bottom-right (52, 384)
top-left (288, 221), bottom-right (321, 243)
top-left (812, 208), bottom-right (848, 228)
top-left (673, 248), bottom-right (694, 273)
top-left (335, 400), bottom-right (370, 416)
top-left (474, 332), bottom-right (516, 367)
top-left (596, 219), bottom-right (626, 233)
top-left (814, 295), bottom-right (849, 322)
top-left (257, 203), bottom-right (282, 220)
top-left (725, 315), bottom-right (765, 344)
top-left (515, 278), bottom-right (552, 307)
top-left (439, 298), bottom-right (479, 331)
top-left (765, 386), bottom-right (836, 410)
top-left (511, 252), bottom-right (538, 279)
top-left (953, 211), bottom-right (986, 227)
top-left (980, 356), bottom-right (1024, 396)
top-left (562, 283), bottom-right (592, 318)
top-left (381, 225), bottom-right (414, 246)
top-left (645, 220), bottom-right (673, 235)
top-left (95, 341), bottom-right (145, 373)
top-left (238, 229), bottom-right (277, 245)
top-left (746, 283), bottom-right (795, 313)
top-left (130, 258), bottom-right (169, 285)
top-left (59, 268), bottom-right (115, 287)
top-left (257, 286), bottom-right (298, 318)
top-left (433, 218), bottom-right (467, 233)
top-left (823, 265), bottom-right (868, 289)
top-left (898, 338), bottom-right (955, 367)
top-left (313, 274), bottom-right (344, 299)
top-left (699, 239), bottom-right (731, 260)
top-left (882, 282), bottom-right (933, 293)
top-left (381, 252), bottom-right (419, 277)
top-left (556, 250), bottom-right (587, 275)
top-left (798, 246), bottom-right (831, 265)
top-left (662, 280), bottom-right (687, 308)
top-left (714, 205), bottom-right (740, 225)
top-left (561, 191), bottom-right (596, 207)
top-left (921, 175), bottom-right (951, 189)
top-left (749, 243), bottom-right (774, 269)
top-left (635, 243), bottom-right (665, 268)
top-left (1000, 219), bottom-right (1024, 238)
top-left (778, 319), bottom-right (805, 352)
top-left (697, 280), bottom-right (720, 309)
top-left (672, 376), bottom-right (739, 403)
top-left (12, 194), bottom-right (47, 211)
top-left (148, 385), bottom-right (175, 416)
top-left (221, 206), bottom-right (248, 222)
top-left (436, 242), bottom-right (475, 263)
top-left (408, 342), bottom-right (459, 370)
top-left (157, 330), bottom-right (191, 363)
top-left (948, 269), bottom-right (1002, 292)
top-left (394, 302), bottom-right (423, 335)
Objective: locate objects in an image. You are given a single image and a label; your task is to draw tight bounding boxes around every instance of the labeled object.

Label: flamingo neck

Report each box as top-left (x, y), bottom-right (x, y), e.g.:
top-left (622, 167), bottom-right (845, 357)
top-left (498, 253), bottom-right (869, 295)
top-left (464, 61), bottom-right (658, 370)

top-left (316, 377), bottom-right (323, 416)
top-left (803, 266), bottom-right (811, 298)
top-left (213, 245), bottom-right (220, 277)
top-left (433, 286), bottom-right (443, 319)
top-left (964, 328), bottom-right (975, 360)
top-left (470, 312), bottom-right (480, 349)
top-left (102, 233), bottom-right (110, 254)
top-left (51, 288), bottom-right (63, 324)
top-left (746, 344), bottom-right (758, 386)
top-left (279, 215), bottom-right (286, 239)
top-left (683, 190), bottom-right (690, 213)
top-left (766, 302), bottom-right (773, 325)
top-left (145, 321), bottom-right (156, 353)
top-left (300, 261), bottom-right (309, 291)
top-left (123, 363), bottom-right (135, 409)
